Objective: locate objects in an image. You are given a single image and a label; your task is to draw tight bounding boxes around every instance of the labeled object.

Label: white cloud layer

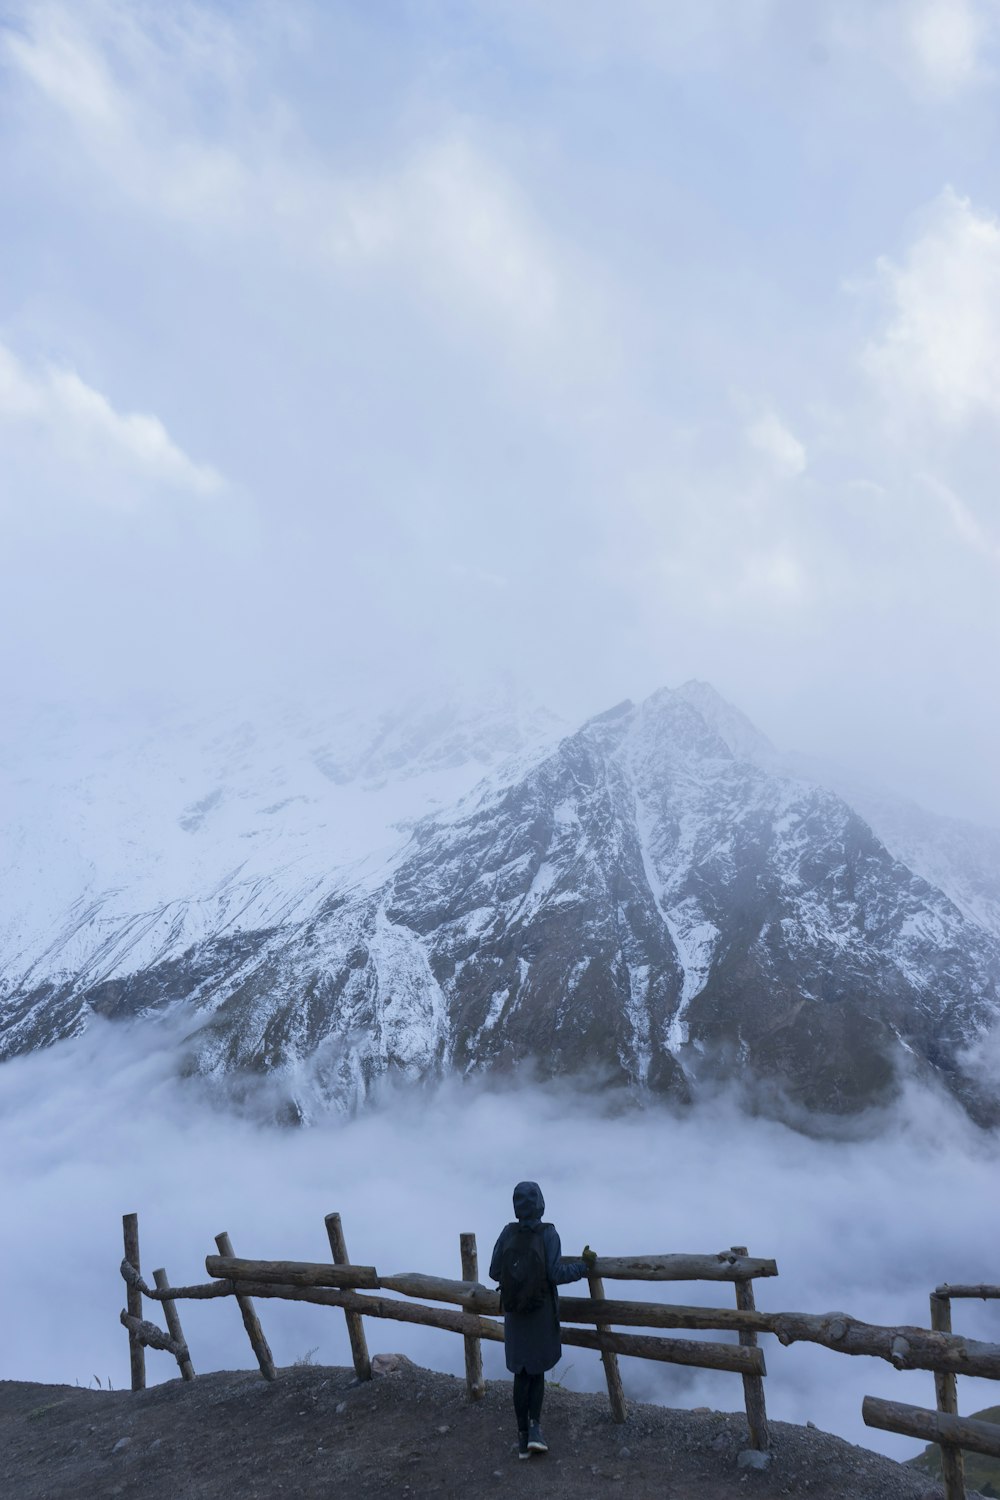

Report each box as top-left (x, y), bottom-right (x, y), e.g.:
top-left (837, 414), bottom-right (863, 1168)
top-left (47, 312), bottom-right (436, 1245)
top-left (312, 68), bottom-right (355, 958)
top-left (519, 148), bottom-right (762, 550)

top-left (746, 411), bottom-right (807, 478)
top-left (864, 188), bottom-right (1000, 426)
top-left (0, 1019), bottom-right (998, 1464)
top-left (906, 0), bottom-right (992, 91)
top-left (481, 0), bottom-right (1000, 93)
top-left (2, 4), bottom-right (597, 382)
top-left (0, 340), bottom-right (224, 501)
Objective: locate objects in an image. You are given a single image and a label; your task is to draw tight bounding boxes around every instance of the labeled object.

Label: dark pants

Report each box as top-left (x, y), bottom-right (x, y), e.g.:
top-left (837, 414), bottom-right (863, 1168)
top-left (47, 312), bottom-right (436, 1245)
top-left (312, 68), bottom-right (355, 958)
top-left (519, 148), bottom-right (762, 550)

top-left (512, 1369), bottom-right (544, 1430)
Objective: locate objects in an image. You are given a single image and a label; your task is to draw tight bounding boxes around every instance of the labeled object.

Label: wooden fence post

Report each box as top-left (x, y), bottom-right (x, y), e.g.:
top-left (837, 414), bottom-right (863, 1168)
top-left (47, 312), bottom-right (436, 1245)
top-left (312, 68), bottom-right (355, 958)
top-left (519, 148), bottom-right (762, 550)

top-left (460, 1232), bottom-right (485, 1401)
top-left (325, 1213), bottom-right (371, 1382)
top-left (731, 1246), bottom-right (769, 1451)
top-left (153, 1268), bottom-right (196, 1381)
top-left (587, 1268), bottom-right (628, 1423)
top-left (122, 1213), bottom-right (146, 1392)
top-left (216, 1231), bottom-right (276, 1380)
top-left (931, 1293), bottom-right (966, 1500)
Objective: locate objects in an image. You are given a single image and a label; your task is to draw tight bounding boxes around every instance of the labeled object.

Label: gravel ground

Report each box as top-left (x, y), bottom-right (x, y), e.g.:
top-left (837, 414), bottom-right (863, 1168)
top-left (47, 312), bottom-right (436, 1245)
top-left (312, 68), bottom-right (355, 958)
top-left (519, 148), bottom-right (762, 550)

top-left (0, 1357), bottom-right (982, 1499)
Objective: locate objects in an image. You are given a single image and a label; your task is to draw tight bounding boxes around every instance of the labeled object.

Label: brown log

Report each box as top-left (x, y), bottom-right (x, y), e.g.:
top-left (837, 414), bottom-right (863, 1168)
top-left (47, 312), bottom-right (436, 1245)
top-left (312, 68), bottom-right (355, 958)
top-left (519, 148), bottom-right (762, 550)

top-left (930, 1294), bottom-right (966, 1500)
top-left (325, 1214), bottom-right (371, 1382)
top-left (153, 1268), bottom-right (195, 1381)
top-left (231, 1281), bottom-right (506, 1341)
top-left (732, 1244), bottom-right (769, 1453)
top-left (936, 1285), bottom-right (1000, 1300)
top-left (378, 1271), bottom-right (497, 1310)
top-left (122, 1214), bottom-right (145, 1392)
top-left (863, 1396), bottom-right (1000, 1461)
top-left (119, 1310), bottom-right (189, 1362)
top-left (557, 1296), bottom-right (770, 1332)
top-left (561, 1326), bottom-right (764, 1375)
top-left (769, 1310), bottom-right (1000, 1379)
top-left (588, 1268), bottom-right (627, 1423)
top-left (460, 1234), bottom-right (485, 1402)
top-left (592, 1253), bottom-right (778, 1282)
top-left (206, 1255), bottom-right (380, 1291)
top-left (215, 1233), bottom-right (276, 1381)
top-left (121, 1261), bottom-right (233, 1300)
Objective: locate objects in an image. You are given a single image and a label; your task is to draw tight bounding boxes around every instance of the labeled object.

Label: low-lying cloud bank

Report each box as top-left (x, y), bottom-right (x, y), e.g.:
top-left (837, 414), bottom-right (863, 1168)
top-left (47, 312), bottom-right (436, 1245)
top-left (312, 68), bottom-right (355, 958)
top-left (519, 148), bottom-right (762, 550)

top-left (1, 1017), bottom-right (998, 1463)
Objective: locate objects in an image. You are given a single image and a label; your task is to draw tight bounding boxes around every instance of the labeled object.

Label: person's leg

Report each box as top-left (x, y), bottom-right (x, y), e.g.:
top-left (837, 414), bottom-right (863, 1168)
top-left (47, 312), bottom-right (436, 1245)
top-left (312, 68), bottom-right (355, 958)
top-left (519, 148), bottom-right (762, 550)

top-left (512, 1370), bottom-right (531, 1458)
top-left (527, 1374), bottom-right (548, 1453)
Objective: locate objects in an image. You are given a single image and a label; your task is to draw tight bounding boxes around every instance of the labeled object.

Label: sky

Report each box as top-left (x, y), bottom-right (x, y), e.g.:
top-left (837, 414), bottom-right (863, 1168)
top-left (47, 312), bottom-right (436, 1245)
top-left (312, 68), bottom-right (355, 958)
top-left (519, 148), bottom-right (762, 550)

top-left (1, 0), bottom-right (999, 822)
top-left (1, 1015), bottom-right (1000, 1461)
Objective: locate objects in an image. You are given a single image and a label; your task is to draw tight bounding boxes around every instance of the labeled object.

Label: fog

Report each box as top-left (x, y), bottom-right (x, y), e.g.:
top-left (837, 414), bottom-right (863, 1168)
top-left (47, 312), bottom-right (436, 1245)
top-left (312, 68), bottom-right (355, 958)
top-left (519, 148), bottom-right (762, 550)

top-left (2, 1017), bottom-right (998, 1463)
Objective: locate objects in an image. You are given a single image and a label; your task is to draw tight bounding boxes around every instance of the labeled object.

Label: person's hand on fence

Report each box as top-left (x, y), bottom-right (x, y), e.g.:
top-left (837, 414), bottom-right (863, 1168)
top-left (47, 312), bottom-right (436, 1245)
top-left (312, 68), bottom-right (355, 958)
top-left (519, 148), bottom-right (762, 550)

top-left (582, 1245), bottom-right (597, 1269)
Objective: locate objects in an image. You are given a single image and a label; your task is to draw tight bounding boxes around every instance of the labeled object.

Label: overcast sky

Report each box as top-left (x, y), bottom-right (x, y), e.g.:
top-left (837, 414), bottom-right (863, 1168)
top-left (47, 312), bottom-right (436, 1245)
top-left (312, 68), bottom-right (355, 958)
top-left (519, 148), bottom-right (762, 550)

top-left (2, 0), bottom-right (999, 822)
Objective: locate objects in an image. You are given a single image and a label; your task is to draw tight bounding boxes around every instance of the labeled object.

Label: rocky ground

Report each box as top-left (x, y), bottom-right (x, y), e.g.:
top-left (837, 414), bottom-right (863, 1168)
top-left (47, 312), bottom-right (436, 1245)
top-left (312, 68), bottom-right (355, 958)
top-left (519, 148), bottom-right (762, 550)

top-left (0, 1357), bottom-right (982, 1499)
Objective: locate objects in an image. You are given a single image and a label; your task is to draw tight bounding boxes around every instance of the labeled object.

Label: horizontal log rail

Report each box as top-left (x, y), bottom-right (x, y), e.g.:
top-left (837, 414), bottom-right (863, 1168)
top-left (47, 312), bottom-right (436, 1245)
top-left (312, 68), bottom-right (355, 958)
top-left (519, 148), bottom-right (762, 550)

top-left (203, 1255), bottom-right (777, 1297)
top-left (593, 1253), bottom-right (778, 1282)
top-left (122, 1260), bottom-right (232, 1300)
top-left (767, 1311), bottom-right (1000, 1380)
top-left (378, 1272), bottom-right (496, 1308)
top-left (205, 1256), bottom-right (379, 1290)
top-left (936, 1285), bottom-right (1000, 1300)
top-left (563, 1326), bottom-right (763, 1375)
top-left (863, 1397), bottom-right (1000, 1461)
top-left (209, 1254), bottom-right (779, 1290)
top-left (558, 1295), bottom-right (771, 1333)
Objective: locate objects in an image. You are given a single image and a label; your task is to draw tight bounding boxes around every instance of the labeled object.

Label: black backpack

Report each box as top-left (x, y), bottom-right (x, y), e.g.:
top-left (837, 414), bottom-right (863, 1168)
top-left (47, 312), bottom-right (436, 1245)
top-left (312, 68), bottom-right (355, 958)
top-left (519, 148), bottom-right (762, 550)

top-left (499, 1222), bottom-right (547, 1313)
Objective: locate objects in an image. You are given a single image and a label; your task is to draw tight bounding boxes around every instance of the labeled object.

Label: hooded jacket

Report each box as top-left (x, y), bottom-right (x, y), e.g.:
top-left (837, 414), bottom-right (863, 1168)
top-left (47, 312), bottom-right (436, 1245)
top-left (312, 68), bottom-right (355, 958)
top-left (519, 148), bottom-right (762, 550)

top-left (488, 1181), bottom-right (588, 1375)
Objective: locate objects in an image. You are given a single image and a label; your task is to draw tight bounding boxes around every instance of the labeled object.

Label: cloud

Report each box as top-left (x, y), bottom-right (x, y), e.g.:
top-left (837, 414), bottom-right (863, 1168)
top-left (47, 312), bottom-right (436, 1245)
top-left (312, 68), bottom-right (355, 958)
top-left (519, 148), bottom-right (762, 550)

top-left (738, 547), bottom-right (808, 604)
top-left (1, 3), bottom-right (595, 379)
top-left (862, 188), bottom-right (1000, 426)
top-left (830, 0), bottom-right (1000, 96)
top-left (746, 411), bottom-right (808, 478)
top-left (4, 0), bottom-right (121, 127)
top-left (919, 472), bottom-right (1000, 563)
top-left (0, 340), bottom-right (225, 502)
top-left (330, 138), bottom-right (564, 352)
top-left (906, 0), bottom-right (991, 91)
top-left (478, 0), bottom-right (1000, 95)
top-left (471, 0), bottom-right (780, 72)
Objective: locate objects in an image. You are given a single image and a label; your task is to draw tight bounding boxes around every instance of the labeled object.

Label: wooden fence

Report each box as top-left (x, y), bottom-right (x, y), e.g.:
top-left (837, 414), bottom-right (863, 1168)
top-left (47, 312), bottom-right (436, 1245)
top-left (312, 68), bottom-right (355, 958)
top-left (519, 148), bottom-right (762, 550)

top-left (119, 1210), bottom-right (776, 1449)
top-left (120, 1209), bottom-right (1000, 1476)
top-left (863, 1283), bottom-right (1000, 1500)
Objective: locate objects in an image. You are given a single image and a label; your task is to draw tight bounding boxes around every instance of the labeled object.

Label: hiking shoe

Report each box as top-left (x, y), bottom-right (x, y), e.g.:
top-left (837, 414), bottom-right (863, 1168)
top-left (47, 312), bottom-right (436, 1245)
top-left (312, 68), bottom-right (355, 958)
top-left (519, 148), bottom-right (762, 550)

top-left (527, 1423), bottom-right (548, 1454)
top-left (517, 1430), bottom-right (530, 1460)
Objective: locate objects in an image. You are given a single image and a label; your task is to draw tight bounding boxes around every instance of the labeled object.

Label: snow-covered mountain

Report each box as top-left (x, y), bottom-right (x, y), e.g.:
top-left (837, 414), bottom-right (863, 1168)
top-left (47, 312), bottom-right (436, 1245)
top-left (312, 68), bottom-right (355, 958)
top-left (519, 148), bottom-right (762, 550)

top-left (2, 683), bottom-right (998, 1123)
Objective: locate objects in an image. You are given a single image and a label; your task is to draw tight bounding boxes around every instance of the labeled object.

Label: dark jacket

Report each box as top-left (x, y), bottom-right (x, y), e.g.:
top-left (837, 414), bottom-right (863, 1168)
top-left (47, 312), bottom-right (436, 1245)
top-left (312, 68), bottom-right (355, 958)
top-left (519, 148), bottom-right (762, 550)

top-left (489, 1181), bottom-right (588, 1375)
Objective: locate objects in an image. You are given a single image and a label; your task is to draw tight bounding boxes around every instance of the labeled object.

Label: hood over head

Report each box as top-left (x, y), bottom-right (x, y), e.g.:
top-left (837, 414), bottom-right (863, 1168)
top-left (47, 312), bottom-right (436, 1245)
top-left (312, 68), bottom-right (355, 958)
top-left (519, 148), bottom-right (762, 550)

top-left (513, 1181), bottom-right (545, 1222)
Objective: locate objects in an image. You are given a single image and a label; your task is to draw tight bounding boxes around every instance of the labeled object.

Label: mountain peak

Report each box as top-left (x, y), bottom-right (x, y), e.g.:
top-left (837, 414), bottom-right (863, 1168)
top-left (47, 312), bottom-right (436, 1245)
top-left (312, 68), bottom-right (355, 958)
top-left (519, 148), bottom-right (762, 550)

top-left (673, 680), bottom-right (777, 764)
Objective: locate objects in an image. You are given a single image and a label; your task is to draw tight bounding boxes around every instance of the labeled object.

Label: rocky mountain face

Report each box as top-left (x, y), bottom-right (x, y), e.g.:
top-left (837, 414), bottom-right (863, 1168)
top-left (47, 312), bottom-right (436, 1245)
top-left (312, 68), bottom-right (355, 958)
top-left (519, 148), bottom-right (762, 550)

top-left (2, 684), bottom-right (998, 1122)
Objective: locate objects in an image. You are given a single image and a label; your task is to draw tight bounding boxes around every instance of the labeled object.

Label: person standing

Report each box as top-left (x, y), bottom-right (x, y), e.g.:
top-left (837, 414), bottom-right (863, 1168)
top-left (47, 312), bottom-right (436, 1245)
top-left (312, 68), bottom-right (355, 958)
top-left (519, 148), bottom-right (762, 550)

top-left (489, 1180), bottom-right (596, 1460)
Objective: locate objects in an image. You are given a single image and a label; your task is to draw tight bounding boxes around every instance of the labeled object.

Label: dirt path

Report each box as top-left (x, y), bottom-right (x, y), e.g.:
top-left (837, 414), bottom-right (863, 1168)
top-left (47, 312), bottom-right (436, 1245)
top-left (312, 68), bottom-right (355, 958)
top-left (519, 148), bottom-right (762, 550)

top-left (0, 1358), bottom-right (975, 1499)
